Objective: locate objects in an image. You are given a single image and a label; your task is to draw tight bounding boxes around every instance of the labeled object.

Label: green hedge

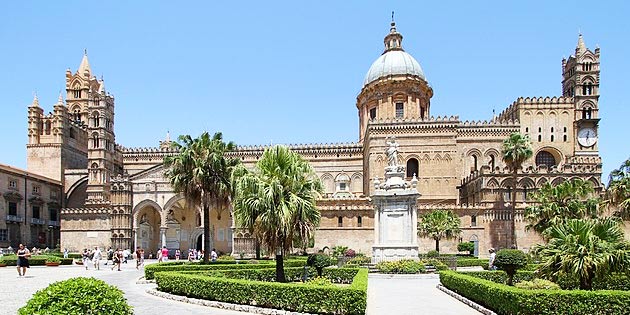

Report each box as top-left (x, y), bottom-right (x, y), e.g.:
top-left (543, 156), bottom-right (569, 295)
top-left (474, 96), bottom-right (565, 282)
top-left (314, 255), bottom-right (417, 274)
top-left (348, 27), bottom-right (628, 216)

top-left (196, 266), bottom-right (360, 284)
top-left (456, 258), bottom-right (489, 267)
top-left (375, 259), bottom-right (425, 274)
top-left (462, 270), bottom-right (536, 285)
top-left (19, 277), bottom-right (132, 315)
top-left (440, 271), bottom-right (630, 315)
top-left (0, 255), bottom-right (56, 266)
top-left (155, 268), bottom-right (367, 314)
top-left (465, 270), bottom-right (630, 291)
top-left (145, 259), bottom-right (305, 280)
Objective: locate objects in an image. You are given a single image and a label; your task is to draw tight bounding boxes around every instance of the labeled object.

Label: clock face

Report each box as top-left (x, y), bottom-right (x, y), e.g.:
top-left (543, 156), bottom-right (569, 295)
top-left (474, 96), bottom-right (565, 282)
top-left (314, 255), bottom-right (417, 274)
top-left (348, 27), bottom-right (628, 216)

top-left (577, 127), bottom-right (597, 147)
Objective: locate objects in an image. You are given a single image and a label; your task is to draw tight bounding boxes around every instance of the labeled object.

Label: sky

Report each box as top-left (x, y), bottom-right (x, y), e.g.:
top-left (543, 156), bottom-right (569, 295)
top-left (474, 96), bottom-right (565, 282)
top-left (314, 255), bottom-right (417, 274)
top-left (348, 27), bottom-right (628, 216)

top-left (1, 1), bottom-right (629, 179)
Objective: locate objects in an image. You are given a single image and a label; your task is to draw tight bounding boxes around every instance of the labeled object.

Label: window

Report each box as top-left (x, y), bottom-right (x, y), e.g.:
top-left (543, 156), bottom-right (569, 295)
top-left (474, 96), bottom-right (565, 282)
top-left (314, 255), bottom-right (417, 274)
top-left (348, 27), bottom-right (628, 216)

top-left (489, 155), bottom-right (496, 170)
top-left (395, 103), bottom-right (404, 118)
top-left (0, 229), bottom-right (7, 241)
top-left (525, 127), bottom-right (529, 133)
top-left (74, 90), bottom-right (81, 98)
top-left (8, 202), bottom-right (17, 216)
top-left (69, 128), bottom-right (75, 139)
top-left (50, 189), bottom-right (58, 199)
top-left (406, 158), bottom-right (419, 178)
top-left (504, 186), bottom-right (512, 202)
top-left (369, 108), bottom-right (377, 120)
top-left (32, 185), bottom-right (41, 195)
top-left (538, 135), bottom-right (542, 142)
top-left (357, 216), bottom-right (362, 227)
top-left (338, 216), bottom-right (343, 227)
top-left (45, 121), bottom-right (51, 135)
top-left (582, 108), bottom-right (592, 119)
top-left (471, 155), bottom-right (478, 173)
top-left (471, 215), bottom-right (477, 227)
top-left (49, 208), bottom-right (58, 222)
top-left (93, 134), bottom-right (99, 148)
top-left (563, 135), bottom-right (568, 142)
top-left (523, 187), bottom-right (529, 201)
top-left (8, 179), bottom-right (17, 189)
top-left (32, 206), bottom-right (40, 219)
top-left (535, 151), bottom-right (556, 167)
top-left (93, 113), bottom-right (100, 127)
top-left (551, 135), bottom-right (554, 142)
top-left (339, 183), bottom-right (347, 191)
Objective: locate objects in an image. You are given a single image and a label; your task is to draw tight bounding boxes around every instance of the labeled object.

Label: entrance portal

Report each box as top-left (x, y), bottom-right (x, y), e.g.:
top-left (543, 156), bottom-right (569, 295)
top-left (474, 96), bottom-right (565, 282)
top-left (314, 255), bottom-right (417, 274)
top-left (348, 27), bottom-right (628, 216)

top-left (196, 234), bottom-right (202, 250)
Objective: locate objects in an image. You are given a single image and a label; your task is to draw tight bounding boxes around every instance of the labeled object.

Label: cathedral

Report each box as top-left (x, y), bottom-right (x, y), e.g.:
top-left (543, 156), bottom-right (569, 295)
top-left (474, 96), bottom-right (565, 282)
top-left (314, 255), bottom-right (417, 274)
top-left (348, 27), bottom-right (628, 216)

top-left (16, 21), bottom-right (602, 257)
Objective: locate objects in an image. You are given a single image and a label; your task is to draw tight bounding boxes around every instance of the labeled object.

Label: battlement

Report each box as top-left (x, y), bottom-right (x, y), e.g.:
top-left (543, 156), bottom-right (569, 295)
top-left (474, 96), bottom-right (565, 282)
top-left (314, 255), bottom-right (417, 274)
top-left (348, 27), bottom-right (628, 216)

top-left (498, 96), bottom-right (574, 121)
top-left (61, 207), bottom-right (110, 214)
top-left (460, 162), bottom-right (602, 186)
top-left (369, 115), bottom-right (460, 124)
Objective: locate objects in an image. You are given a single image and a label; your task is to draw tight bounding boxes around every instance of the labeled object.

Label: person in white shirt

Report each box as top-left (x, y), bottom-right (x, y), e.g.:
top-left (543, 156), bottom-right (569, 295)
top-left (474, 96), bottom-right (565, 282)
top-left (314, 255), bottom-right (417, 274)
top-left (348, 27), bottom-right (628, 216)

top-left (488, 248), bottom-right (497, 270)
top-left (211, 249), bottom-right (218, 262)
top-left (92, 247), bottom-right (102, 270)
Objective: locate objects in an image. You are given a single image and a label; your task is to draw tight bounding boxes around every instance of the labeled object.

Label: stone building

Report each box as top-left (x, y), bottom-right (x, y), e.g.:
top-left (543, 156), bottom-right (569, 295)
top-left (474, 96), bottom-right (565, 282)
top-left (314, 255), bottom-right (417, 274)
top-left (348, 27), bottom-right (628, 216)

top-left (18, 21), bottom-right (601, 256)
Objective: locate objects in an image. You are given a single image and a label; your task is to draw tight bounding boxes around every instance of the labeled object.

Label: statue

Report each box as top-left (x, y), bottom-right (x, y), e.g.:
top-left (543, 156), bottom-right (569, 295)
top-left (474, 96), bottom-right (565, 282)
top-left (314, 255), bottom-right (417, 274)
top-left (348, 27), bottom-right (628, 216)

top-left (386, 137), bottom-right (400, 167)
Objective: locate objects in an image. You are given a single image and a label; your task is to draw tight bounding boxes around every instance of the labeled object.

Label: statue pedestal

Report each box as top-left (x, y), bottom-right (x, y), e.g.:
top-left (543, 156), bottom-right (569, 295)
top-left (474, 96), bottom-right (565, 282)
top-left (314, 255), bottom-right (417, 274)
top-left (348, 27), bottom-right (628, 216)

top-left (371, 179), bottom-right (420, 263)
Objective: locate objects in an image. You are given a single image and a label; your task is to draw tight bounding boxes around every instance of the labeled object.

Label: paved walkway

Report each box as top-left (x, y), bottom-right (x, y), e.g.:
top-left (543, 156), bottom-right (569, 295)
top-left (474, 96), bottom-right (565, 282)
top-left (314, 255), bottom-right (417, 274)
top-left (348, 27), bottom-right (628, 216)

top-left (1, 261), bottom-right (480, 314)
top-left (367, 274), bottom-right (482, 315)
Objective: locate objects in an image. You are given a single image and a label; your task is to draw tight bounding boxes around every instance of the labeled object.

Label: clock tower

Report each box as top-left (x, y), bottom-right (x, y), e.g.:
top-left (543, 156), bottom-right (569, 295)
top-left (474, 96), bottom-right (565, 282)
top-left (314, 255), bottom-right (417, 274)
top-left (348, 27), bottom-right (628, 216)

top-left (562, 34), bottom-right (600, 155)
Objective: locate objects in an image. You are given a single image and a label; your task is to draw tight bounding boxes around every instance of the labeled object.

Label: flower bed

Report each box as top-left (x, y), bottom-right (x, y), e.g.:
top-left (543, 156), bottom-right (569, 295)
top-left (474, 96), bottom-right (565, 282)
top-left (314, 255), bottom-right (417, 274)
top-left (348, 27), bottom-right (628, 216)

top-left (155, 267), bottom-right (367, 314)
top-left (144, 259), bottom-right (304, 280)
top-left (440, 270), bottom-right (630, 315)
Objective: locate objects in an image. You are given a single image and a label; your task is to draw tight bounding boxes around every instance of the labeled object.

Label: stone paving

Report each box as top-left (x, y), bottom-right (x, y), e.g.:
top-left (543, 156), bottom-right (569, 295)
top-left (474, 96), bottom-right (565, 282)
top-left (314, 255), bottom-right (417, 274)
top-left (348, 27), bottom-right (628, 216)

top-left (0, 261), bottom-right (481, 315)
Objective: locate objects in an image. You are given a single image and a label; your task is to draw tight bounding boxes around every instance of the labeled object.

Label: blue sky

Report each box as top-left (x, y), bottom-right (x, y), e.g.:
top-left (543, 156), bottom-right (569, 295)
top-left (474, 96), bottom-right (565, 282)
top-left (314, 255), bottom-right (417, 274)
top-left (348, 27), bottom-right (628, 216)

top-left (1, 1), bottom-right (629, 179)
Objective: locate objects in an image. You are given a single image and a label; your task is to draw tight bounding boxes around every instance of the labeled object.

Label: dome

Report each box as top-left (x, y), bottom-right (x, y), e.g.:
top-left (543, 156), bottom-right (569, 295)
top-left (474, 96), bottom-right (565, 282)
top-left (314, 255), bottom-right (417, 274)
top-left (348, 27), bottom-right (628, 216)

top-left (363, 50), bottom-right (425, 86)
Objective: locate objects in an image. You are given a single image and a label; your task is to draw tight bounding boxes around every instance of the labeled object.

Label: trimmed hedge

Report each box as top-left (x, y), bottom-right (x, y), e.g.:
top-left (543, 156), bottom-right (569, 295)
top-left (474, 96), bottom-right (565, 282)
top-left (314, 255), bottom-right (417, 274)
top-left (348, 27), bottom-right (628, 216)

top-left (464, 270), bottom-right (536, 285)
top-left (440, 271), bottom-right (630, 315)
top-left (456, 258), bottom-right (489, 268)
top-left (376, 259), bottom-right (425, 274)
top-left (156, 268), bottom-right (367, 314)
top-left (195, 266), bottom-right (360, 284)
top-left (0, 255), bottom-right (56, 266)
top-left (466, 270), bottom-right (630, 291)
top-left (144, 259), bottom-right (305, 280)
top-left (18, 277), bottom-right (133, 315)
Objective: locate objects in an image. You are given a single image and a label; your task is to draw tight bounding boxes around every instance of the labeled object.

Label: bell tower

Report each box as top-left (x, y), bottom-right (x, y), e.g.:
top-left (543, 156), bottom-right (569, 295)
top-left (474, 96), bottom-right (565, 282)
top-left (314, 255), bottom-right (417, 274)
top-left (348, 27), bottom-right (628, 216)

top-left (562, 34), bottom-right (600, 155)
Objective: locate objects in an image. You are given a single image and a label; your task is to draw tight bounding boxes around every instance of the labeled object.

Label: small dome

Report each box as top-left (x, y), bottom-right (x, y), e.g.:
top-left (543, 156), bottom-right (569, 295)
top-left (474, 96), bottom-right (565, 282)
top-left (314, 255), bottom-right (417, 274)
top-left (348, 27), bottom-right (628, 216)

top-left (363, 50), bottom-right (425, 87)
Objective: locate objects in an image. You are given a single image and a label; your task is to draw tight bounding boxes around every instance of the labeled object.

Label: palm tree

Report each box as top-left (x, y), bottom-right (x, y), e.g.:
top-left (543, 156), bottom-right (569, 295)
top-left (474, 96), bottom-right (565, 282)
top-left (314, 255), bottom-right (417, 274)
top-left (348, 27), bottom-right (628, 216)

top-left (501, 132), bottom-right (533, 248)
top-left (606, 158), bottom-right (630, 219)
top-left (525, 179), bottom-right (600, 236)
top-left (532, 218), bottom-right (630, 290)
top-left (232, 145), bottom-right (322, 282)
top-left (418, 210), bottom-right (461, 252)
top-left (164, 132), bottom-right (240, 264)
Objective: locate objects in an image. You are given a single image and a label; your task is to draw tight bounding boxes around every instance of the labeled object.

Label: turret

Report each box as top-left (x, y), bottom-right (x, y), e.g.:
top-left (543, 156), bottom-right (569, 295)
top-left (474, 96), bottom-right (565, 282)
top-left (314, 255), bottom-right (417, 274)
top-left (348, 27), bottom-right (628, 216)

top-left (27, 95), bottom-right (43, 145)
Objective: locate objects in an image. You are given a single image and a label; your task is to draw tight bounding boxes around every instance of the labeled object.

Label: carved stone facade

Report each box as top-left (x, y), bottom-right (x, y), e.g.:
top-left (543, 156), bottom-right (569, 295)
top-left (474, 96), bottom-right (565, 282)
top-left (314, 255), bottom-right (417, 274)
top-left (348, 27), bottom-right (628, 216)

top-left (18, 22), bottom-right (602, 257)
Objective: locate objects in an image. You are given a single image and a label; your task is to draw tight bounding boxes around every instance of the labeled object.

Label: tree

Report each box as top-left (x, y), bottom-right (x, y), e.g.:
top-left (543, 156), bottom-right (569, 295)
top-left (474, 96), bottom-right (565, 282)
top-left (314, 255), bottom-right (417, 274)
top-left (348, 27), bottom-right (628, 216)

top-left (164, 132), bottom-right (240, 264)
top-left (531, 218), bottom-right (630, 290)
top-left (606, 158), bottom-right (630, 219)
top-left (457, 242), bottom-right (475, 255)
top-left (501, 132), bottom-right (533, 248)
top-left (494, 249), bottom-right (528, 286)
top-left (525, 179), bottom-right (600, 236)
top-left (418, 210), bottom-right (461, 253)
top-left (232, 145), bottom-right (323, 282)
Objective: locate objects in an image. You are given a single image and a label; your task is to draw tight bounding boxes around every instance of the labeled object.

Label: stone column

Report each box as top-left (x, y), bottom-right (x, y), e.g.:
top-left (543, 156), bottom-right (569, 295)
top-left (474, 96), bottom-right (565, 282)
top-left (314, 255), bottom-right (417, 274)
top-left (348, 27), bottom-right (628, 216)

top-left (133, 227), bottom-right (138, 250)
top-left (160, 227), bottom-right (167, 248)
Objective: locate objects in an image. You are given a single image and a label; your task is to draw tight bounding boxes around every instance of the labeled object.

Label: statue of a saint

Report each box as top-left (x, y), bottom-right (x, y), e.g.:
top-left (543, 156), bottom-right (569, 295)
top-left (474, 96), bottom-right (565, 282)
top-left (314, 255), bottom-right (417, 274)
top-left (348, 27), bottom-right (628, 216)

top-left (386, 138), bottom-right (400, 167)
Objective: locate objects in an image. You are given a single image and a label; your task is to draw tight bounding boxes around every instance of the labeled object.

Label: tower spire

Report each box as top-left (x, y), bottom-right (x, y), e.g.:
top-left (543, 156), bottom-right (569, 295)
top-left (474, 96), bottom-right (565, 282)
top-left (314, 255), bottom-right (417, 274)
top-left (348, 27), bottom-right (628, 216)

top-left (56, 91), bottom-right (64, 105)
top-left (576, 33), bottom-right (587, 54)
top-left (32, 93), bottom-right (40, 107)
top-left (78, 49), bottom-right (91, 75)
top-left (383, 12), bottom-right (403, 53)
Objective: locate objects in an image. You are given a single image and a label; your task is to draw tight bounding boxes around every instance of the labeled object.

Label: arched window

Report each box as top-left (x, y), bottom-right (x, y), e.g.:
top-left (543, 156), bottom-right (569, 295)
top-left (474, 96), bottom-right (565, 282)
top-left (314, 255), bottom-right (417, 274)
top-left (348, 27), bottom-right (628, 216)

top-left (471, 155), bottom-right (478, 173)
top-left (535, 151), bottom-right (556, 167)
top-left (92, 134), bottom-right (99, 148)
top-left (489, 155), bottom-right (496, 170)
top-left (93, 112), bottom-right (100, 127)
top-left (357, 216), bottom-right (363, 227)
top-left (44, 121), bottom-right (51, 135)
top-left (470, 215), bottom-right (477, 227)
top-left (406, 158), bottom-right (419, 178)
top-left (395, 103), bottom-right (404, 118)
top-left (337, 216), bottom-right (343, 227)
top-left (582, 107), bottom-right (592, 119)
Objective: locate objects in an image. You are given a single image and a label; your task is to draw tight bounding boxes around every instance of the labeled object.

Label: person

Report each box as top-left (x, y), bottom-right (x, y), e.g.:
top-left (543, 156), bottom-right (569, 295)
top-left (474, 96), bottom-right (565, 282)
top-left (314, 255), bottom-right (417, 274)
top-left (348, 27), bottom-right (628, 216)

top-left (161, 246), bottom-right (169, 263)
top-left (111, 248), bottom-right (122, 271)
top-left (187, 249), bottom-right (194, 262)
top-left (92, 246), bottom-right (102, 270)
top-left (122, 249), bottom-right (130, 264)
top-left (135, 247), bottom-right (144, 270)
top-left (197, 249), bottom-right (202, 260)
top-left (488, 248), bottom-right (497, 270)
top-left (211, 248), bottom-right (218, 262)
top-left (63, 248), bottom-right (68, 259)
top-left (16, 244), bottom-right (31, 277)
top-left (104, 247), bottom-right (113, 265)
top-left (82, 248), bottom-right (91, 270)
top-left (175, 249), bottom-right (180, 261)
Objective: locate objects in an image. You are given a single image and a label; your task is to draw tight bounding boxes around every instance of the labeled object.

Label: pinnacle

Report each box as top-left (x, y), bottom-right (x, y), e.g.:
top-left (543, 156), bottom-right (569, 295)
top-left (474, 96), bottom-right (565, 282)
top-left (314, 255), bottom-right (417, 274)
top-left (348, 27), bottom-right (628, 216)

top-left (78, 51), bottom-right (91, 74)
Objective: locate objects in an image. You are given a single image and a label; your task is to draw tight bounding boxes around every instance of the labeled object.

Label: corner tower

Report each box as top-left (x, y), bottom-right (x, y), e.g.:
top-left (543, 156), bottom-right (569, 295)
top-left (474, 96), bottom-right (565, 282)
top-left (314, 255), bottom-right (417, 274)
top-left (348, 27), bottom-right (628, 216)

top-left (356, 18), bottom-right (433, 142)
top-left (562, 34), bottom-right (600, 155)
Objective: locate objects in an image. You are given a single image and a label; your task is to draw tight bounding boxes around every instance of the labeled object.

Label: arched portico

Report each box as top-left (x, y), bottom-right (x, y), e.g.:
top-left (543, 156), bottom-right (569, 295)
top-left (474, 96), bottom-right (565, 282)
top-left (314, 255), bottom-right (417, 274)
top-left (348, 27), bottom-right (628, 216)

top-left (132, 200), bottom-right (162, 256)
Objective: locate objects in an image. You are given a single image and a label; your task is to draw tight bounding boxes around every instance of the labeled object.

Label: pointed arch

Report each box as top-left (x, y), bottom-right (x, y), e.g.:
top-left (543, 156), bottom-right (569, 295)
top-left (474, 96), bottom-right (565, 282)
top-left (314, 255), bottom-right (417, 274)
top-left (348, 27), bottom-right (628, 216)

top-left (351, 173), bottom-right (363, 193)
top-left (487, 178), bottom-right (499, 188)
top-left (321, 173), bottom-right (334, 194)
top-left (536, 177), bottom-right (548, 188)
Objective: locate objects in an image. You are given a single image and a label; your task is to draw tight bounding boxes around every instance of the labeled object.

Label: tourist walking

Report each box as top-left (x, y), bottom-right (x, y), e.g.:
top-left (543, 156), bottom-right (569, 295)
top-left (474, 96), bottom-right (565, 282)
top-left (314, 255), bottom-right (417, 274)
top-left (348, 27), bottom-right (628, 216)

top-left (82, 248), bottom-right (91, 270)
top-left (175, 249), bottom-right (180, 261)
top-left (211, 248), bottom-right (218, 262)
top-left (111, 248), bottom-right (122, 271)
top-left (488, 248), bottom-right (496, 270)
top-left (63, 248), bottom-right (68, 258)
top-left (104, 247), bottom-right (113, 265)
top-left (135, 247), bottom-right (144, 270)
top-left (187, 249), bottom-right (194, 262)
top-left (161, 246), bottom-right (169, 262)
top-left (16, 244), bottom-right (31, 277)
top-left (92, 246), bottom-right (102, 270)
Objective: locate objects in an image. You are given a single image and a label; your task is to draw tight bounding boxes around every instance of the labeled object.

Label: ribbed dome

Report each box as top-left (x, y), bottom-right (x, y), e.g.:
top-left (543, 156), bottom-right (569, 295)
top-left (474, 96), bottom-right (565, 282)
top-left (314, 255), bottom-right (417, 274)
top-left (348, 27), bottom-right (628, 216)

top-left (363, 50), bottom-right (425, 86)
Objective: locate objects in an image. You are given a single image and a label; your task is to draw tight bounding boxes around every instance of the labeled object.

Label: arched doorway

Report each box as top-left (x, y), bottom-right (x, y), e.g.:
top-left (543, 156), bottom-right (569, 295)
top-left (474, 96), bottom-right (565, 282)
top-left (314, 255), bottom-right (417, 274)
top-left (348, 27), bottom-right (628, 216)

top-left (135, 204), bottom-right (161, 256)
top-left (196, 234), bottom-right (202, 250)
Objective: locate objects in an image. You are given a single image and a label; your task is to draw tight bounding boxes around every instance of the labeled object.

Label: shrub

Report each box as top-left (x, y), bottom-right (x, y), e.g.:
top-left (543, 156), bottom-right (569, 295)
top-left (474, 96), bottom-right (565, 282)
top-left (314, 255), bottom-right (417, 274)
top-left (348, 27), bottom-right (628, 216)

top-left (344, 249), bottom-right (356, 257)
top-left (217, 255), bottom-right (235, 261)
top-left (18, 277), bottom-right (132, 315)
top-left (515, 279), bottom-right (561, 290)
top-left (144, 259), bottom-right (304, 280)
top-left (307, 254), bottom-right (334, 276)
top-left (440, 271), bottom-right (630, 315)
top-left (426, 250), bottom-right (440, 258)
top-left (423, 259), bottom-right (449, 271)
top-left (45, 255), bottom-right (61, 263)
top-left (346, 256), bottom-right (371, 266)
top-left (308, 276), bottom-right (333, 286)
top-left (332, 246), bottom-right (349, 257)
top-left (376, 259), bottom-right (425, 274)
top-left (457, 242), bottom-right (475, 254)
top-left (464, 270), bottom-right (536, 285)
top-left (59, 258), bottom-right (74, 265)
top-left (0, 255), bottom-right (51, 266)
top-left (155, 268), bottom-right (367, 314)
top-left (494, 249), bottom-right (528, 286)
